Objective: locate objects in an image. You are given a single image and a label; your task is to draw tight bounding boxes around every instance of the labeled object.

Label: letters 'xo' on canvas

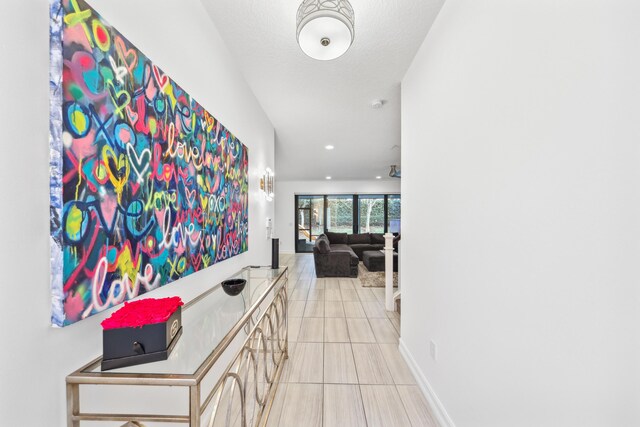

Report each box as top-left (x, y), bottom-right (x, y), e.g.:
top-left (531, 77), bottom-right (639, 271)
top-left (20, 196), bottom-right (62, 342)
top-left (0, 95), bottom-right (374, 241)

top-left (49, 0), bottom-right (249, 327)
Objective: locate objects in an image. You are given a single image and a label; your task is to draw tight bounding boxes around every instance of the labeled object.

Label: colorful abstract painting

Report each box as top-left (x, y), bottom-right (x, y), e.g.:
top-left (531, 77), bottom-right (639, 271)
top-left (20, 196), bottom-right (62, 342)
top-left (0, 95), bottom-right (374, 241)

top-left (49, 0), bottom-right (249, 327)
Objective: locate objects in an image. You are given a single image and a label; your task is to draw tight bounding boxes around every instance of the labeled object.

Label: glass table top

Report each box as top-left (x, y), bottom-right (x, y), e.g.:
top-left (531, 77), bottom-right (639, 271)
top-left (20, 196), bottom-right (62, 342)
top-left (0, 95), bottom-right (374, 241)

top-left (87, 266), bottom-right (287, 376)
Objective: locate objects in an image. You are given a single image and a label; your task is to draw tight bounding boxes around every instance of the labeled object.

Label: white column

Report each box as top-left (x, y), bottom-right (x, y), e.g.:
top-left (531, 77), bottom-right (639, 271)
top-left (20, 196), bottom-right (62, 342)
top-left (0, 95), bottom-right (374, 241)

top-left (384, 232), bottom-right (394, 311)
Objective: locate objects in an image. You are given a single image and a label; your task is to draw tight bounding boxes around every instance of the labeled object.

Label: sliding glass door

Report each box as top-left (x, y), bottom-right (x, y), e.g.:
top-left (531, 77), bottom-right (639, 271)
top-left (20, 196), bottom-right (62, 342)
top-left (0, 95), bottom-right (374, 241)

top-left (295, 193), bottom-right (401, 253)
top-left (326, 195), bottom-right (354, 234)
top-left (296, 196), bottom-right (324, 252)
top-left (358, 195), bottom-right (385, 233)
top-left (387, 195), bottom-right (401, 233)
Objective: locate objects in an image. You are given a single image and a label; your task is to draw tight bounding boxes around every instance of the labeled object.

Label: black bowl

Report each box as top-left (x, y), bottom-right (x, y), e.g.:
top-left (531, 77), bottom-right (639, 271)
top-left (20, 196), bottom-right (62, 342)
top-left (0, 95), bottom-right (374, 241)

top-left (221, 279), bottom-right (246, 296)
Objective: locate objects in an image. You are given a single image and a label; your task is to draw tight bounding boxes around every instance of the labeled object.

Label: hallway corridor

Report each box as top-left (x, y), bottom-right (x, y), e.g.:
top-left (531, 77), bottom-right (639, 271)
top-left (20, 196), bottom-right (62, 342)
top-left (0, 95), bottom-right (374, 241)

top-left (267, 254), bottom-right (436, 427)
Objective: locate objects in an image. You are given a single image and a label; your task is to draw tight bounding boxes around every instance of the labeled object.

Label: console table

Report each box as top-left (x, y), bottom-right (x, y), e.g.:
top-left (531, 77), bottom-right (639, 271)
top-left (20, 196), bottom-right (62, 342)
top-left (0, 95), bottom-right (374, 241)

top-left (66, 266), bottom-right (288, 427)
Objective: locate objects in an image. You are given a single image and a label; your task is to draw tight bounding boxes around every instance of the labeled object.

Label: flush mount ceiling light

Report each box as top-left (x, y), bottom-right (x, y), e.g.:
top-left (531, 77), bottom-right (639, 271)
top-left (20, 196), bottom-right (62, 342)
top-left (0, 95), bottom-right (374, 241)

top-left (325, 145), bottom-right (335, 150)
top-left (296, 0), bottom-right (355, 61)
top-left (326, 176), bottom-right (332, 180)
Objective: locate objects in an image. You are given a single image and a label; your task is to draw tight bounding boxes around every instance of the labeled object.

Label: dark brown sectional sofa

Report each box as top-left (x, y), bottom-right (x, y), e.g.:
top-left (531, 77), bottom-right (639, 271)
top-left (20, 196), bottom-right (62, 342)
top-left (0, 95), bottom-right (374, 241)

top-left (313, 232), bottom-right (390, 278)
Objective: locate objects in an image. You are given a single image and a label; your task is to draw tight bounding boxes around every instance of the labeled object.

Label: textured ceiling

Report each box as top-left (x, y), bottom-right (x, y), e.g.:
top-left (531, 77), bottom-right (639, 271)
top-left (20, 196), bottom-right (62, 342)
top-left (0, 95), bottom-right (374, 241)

top-left (201, 0), bottom-right (445, 180)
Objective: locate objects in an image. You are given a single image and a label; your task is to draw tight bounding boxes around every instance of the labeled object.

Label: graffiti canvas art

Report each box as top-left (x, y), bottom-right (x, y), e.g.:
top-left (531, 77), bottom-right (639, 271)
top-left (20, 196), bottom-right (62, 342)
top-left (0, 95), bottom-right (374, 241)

top-left (49, 0), bottom-right (249, 327)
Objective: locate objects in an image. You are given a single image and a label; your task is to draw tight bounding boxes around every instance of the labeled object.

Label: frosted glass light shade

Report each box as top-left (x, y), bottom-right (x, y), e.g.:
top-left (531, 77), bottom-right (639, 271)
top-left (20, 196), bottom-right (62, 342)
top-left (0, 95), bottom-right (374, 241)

top-left (296, 0), bottom-right (355, 61)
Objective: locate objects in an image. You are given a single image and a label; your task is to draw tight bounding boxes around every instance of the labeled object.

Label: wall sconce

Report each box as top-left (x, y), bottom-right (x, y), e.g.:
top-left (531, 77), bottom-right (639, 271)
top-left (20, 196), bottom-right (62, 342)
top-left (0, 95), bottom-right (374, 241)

top-left (260, 168), bottom-right (274, 201)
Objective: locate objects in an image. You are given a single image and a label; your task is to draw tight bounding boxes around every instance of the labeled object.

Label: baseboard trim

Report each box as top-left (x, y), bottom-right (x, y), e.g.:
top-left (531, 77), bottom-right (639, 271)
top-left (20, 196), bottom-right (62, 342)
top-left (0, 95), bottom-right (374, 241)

top-left (398, 338), bottom-right (456, 427)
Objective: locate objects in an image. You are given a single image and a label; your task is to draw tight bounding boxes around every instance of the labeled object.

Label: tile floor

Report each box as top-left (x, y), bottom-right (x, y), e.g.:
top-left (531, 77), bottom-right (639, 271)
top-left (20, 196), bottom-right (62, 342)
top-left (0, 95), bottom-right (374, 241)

top-left (267, 254), bottom-right (437, 427)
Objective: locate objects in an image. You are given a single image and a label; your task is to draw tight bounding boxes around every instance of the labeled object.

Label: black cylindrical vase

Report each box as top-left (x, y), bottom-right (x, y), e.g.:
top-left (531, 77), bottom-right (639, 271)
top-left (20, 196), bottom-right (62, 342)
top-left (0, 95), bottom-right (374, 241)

top-left (271, 238), bottom-right (279, 269)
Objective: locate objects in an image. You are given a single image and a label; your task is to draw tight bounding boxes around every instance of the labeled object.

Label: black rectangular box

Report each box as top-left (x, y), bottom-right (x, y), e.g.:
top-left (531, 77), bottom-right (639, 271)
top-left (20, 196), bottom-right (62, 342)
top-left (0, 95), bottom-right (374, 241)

top-left (101, 306), bottom-right (182, 371)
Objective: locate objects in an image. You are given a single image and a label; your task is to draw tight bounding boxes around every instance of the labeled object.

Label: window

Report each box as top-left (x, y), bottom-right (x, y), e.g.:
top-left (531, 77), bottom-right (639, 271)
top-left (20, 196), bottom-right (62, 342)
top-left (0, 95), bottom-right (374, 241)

top-left (387, 195), bottom-right (401, 233)
top-left (359, 195), bottom-right (385, 233)
top-left (295, 194), bottom-right (400, 252)
top-left (326, 196), bottom-right (354, 234)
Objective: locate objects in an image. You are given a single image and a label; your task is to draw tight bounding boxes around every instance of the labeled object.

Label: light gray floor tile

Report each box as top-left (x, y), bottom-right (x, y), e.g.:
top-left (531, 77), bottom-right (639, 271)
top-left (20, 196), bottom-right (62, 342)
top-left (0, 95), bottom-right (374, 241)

top-left (362, 301), bottom-right (387, 318)
top-left (324, 318), bottom-right (350, 343)
top-left (386, 310), bottom-right (401, 321)
top-left (341, 288), bottom-right (360, 302)
top-left (325, 288), bottom-right (343, 301)
top-left (372, 288), bottom-right (386, 304)
top-left (288, 300), bottom-right (306, 318)
top-left (298, 317), bottom-right (324, 342)
top-left (288, 317), bottom-right (303, 342)
top-left (343, 300), bottom-right (367, 318)
top-left (279, 383), bottom-right (323, 427)
top-left (397, 385), bottom-right (438, 427)
top-left (303, 300), bottom-right (325, 318)
top-left (346, 318), bottom-right (376, 343)
top-left (286, 342), bottom-right (323, 383)
top-left (360, 385), bottom-right (412, 427)
top-left (356, 288), bottom-right (378, 302)
top-left (324, 384), bottom-right (367, 427)
top-left (280, 342), bottom-right (296, 382)
top-left (307, 289), bottom-right (324, 301)
top-left (338, 278), bottom-right (356, 290)
top-left (369, 318), bottom-right (400, 344)
top-left (265, 383), bottom-right (287, 427)
top-left (378, 344), bottom-right (416, 385)
top-left (389, 316), bottom-right (401, 336)
top-left (352, 343), bottom-right (394, 384)
top-left (325, 300), bottom-right (346, 318)
top-left (325, 278), bottom-right (341, 290)
top-left (324, 343), bottom-right (358, 384)
top-left (290, 287), bottom-right (309, 301)
top-left (311, 278), bottom-right (326, 290)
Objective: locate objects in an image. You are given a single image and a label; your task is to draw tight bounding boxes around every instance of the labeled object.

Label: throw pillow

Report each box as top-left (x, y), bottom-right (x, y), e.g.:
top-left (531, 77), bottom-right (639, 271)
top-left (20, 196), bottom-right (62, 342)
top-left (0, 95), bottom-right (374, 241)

top-left (325, 231), bottom-right (348, 244)
top-left (347, 233), bottom-right (371, 245)
top-left (370, 233), bottom-right (385, 244)
top-left (316, 236), bottom-right (331, 254)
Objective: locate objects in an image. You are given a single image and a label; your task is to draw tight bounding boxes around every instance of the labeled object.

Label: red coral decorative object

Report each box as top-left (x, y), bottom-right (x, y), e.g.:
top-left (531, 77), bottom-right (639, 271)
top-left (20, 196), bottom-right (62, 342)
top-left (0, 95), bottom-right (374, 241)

top-left (101, 297), bottom-right (184, 330)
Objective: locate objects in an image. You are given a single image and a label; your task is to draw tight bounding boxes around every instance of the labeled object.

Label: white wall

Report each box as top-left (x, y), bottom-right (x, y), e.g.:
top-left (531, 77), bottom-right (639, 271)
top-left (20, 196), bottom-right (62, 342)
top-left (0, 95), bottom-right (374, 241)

top-left (0, 1), bottom-right (274, 425)
top-left (401, 1), bottom-right (640, 426)
top-left (274, 179), bottom-right (401, 253)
